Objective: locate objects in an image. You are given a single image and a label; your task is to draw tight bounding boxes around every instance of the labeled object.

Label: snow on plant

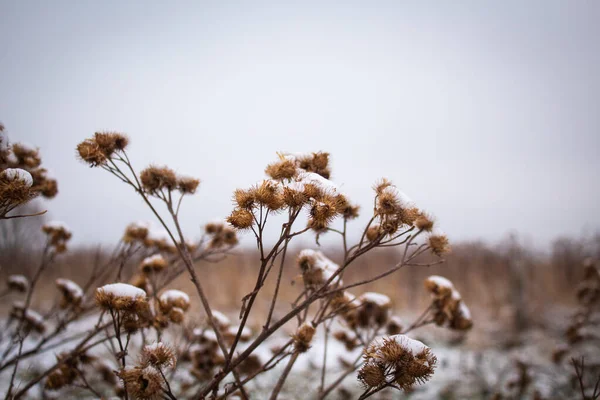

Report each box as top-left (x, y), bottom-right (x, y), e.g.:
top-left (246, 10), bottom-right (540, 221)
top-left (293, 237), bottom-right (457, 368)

top-left (0, 132), bottom-right (470, 399)
top-left (0, 123), bottom-right (58, 219)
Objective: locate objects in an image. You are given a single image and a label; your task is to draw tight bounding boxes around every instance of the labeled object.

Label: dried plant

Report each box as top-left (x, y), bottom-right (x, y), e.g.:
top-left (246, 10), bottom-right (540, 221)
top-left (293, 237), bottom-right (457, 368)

top-left (0, 133), bottom-right (474, 399)
top-left (0, 124), bottom-right (58, 220)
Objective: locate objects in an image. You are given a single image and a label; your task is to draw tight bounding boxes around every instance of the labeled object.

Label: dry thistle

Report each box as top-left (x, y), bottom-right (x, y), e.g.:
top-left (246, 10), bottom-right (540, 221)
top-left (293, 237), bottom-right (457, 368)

top-left (293, 322), bottom-right (316, 352)
top-left (42, 221), bottom-right (72, 252)
top-left (265, 158), bottom-right (297, 180)
top-left (227, 208), bottom-right (254, 229)
top-left (140, 165), bottom-right (178, 193)
top-left (297, 249), bottom-right (341, 289)
top-left (93, 131), bottom-right (129, 156)
top-left (428, 232), bottom-right (450, 256)
top-left (95, 283), bottom-right (149, 313)
top-left (177, 176), bottom-right (200, 194)
top-left (55, 278), bottom-right (84, 309)
top-left (141, 342), bottom-right (177, 369)
top-left (76, 139), bottom-right (106, 166)
top-left (118, 366), bottom-right (164, 400)
top-left (357, 292), bottom-right (392, 327)
top-left (159, 289), bottom-right (191, 312)
top-left (254, 180), bottom-right (284, 211)
top-left (233, 188), bottom-right (256, 210)
top-left (359, 335), bottom-right (437, 392)
top-left (424, 276), bottom-right (472, 331)
top-left (140, 254), bottom-right (168, 274)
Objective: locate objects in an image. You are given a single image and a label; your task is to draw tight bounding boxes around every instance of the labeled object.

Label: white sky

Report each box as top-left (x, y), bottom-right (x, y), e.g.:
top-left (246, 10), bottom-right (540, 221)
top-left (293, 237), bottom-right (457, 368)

top-left (1, 0), bottom-right (599, 248)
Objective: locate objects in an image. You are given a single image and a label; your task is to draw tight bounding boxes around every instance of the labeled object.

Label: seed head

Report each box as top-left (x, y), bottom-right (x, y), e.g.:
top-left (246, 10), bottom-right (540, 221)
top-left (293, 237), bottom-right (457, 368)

top-left (141, 342), bottom-right (177, 369)
top-left (76, 139), bottom-right (106, 166)
top-left (254, 180), bottom-right (284, 211)
top-left (233, 188), bottom-right (256, 209)
top-left (227, 208), bottom-right (254, 229)
top-left (428, 234), bottom-right (450, 256)
top-left (293, 322), bottom-right (316, 352)
top-left (265, 158), bottom-right (297, 180)
top-left (177, 176), bottom-right (200, 194)
top-left (118, 366), bottom-right (164, 400)
top-left (140, 165), bottom-right (178, 193)
top-left (93, 131), bottom-right (129, 157)
top-left (415, 213), bottom-right (434, 232)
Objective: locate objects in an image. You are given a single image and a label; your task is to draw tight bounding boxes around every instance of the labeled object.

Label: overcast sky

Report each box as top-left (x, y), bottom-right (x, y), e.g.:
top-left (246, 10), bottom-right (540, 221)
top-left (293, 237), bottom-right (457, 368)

top-left (1, 0), bottom-right (599, 248)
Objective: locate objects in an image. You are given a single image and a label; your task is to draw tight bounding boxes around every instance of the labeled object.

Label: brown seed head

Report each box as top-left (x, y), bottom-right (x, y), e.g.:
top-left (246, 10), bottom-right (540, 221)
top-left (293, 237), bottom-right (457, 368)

top-left (118, 366), bottom-right (164, 400)
top-left (93, 131), bottom-right (129, 156)
top-left (76, 139), bottom-right (106, 166)
top-left (141, 342), bottom-right (177, 369)
top-left (358, 362), bottom-right (387, 388)
top-left (254, 180), bottom-right (284, 211)
top-left (293, 322), bottom-right (316, 352)
top-left (227, 208), bottom-right (254, 229)
top-left (265, 159), bottom-right (297, 180)
top-left (233, 188), bottom-right (256, 209)
top-left (415, 213), bottom-right (435, 231)
top-left (177, 176), bottom-right (200, 194)
top-left (140, 165), bottom-right (178, 193)
top-left (429, 234), bottom-right (450, 256)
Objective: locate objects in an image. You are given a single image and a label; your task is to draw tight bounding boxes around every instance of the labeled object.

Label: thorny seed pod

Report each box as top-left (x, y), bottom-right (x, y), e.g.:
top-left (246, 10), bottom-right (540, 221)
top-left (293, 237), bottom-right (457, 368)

top-left (12, 143), bottom-right (41, 168)
top-left (293, 322), bottom-right (316, 353)
top-left (55, 278), bottom-right (84, 309)
top-left (176, 176), bottom-right (200, 194)
top-left (415, 213), bottom-right (435, 232)
top-left (123, 221), bottom-right (150, 243)
top-left (42, 221), bottom-right (72, 252)
top-left (359, 335), bottom-right (437, 391)
top-left (254, 180), bottom-right (284, 211)
top-left (227, 208), bottom-right (254, 229)
top-left (140, 165), bottom-right (178, 193)
top-left (118, 366), bottom-right (164, 400)
top-left (282, 183), bottom-right (309, 208)
top-left (140, 254), bottom-right (168, 274)
top-left (141, 342), bottom-right (177, 369)
top-left (233, 188), bottom-right (256, 210)
top-left (265, 158), bottom-right (297, 180)
top-left (159, 289), bottom-right (191, 312)
top-left (93, 131), bottom-right (129, 157)
top-left (95, 283), bottom-right (148, 313)
top-left (357, 292), bottom-right (392, 327)
top-left (428, 233), bottom-right (450, 256)
top-left (76, 139), bottom-right (106, 166)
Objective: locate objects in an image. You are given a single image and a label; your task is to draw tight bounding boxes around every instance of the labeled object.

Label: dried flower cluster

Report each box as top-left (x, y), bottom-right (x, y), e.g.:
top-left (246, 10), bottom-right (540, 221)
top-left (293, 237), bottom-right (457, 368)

top-left (95, 283), bottom-right (152, 331)
top-left (117, 342), bottom-right (177, 399)
top-left (55, 278), bottom-right (84, 309)
top-left (157, 289), bottom-right (190, 325)
top-left (424, 275), bottom-right (473, 330)
top-left (42, 221), bottom-right (72, 253)
top-left (358, 335), bottom-right (437, 392)
top-left (0, 136), bottom-right (460, 399)
top-left (76, 131), bottom-right (129, 166)
top-left (0, 124), bottom-right (58, 218)
top-left (227, 152), bottom-right (359, 234)
top-left (204, 220), bottom-right (238, 248)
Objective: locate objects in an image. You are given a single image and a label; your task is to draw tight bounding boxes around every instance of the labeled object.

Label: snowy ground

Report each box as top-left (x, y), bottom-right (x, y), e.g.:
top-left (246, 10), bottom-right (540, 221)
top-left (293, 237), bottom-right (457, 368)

top-left (0, 311), bottom-right (595, 399)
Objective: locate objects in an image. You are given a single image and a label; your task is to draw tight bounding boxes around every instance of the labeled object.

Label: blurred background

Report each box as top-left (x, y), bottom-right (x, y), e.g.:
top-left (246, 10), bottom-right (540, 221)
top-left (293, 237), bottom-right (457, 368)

top-left (1, 1), bottom-right (600, 398)
top-left (1, 0), bottom-right (599, 248)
